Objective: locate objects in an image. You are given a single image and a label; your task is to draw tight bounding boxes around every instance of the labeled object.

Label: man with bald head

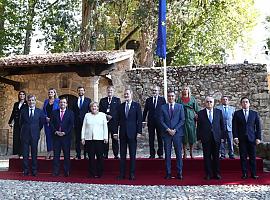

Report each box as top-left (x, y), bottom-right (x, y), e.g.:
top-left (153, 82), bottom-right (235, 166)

top-left (197, 96), bottom-right (225, 180)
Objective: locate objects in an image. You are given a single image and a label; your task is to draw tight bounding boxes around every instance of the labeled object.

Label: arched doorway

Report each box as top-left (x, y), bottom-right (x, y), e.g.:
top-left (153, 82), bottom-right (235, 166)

top-left (59, 94), bottom-right (77, 150)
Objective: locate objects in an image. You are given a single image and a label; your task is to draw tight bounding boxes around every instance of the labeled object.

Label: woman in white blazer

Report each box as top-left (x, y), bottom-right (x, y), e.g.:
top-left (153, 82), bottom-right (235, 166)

top-left (81, 102), bottom-right (108, 178)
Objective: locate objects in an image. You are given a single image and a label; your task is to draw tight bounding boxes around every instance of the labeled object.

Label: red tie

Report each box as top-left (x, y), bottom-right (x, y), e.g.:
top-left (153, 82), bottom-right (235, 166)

top-left (60, 110), bottom-right (64, 121)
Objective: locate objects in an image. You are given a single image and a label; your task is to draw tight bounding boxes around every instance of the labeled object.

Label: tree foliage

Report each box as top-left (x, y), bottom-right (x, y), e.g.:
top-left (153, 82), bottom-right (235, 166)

top-left (0, 0), bottom-right (258, 67)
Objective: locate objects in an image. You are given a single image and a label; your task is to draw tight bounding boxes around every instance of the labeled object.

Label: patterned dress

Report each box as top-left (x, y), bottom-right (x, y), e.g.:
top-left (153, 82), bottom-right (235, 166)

top-left (177, 96), bottom-right (200, 145)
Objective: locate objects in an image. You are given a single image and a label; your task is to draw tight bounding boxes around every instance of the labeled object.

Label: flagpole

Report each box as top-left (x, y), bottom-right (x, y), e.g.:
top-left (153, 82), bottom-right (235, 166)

top-left (163, 58), bottom-right (167, 100)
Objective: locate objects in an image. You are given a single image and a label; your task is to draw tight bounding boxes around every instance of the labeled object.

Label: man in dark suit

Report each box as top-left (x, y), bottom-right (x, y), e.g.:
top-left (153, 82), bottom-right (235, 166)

top-left (160, 90), bottom-right (185, 180)
top-left (197, 96), bottom-right (225, 180)
top-left (99, 85), bottom-right (121, 159)
top-left (232, 97), bottom-right (261, 179)
top-left (143, 86), bottom-right (166, 159)
top-left (72, 86), bottom-right (91, 159)
top-left (20, 94), bottom-right (44, 176)
top-left (117, 88), bottom-right (142, 180)
top-left (50, 97), bottom-right (74, 177)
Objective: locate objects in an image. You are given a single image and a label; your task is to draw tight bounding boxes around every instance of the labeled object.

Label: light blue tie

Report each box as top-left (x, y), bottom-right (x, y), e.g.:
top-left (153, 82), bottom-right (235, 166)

top-left (209, 110), bottom-right (213, 123)
top-left (244, 110), bottom-right (248, 121)
top-left (224, 106), bottom-right (228, 119)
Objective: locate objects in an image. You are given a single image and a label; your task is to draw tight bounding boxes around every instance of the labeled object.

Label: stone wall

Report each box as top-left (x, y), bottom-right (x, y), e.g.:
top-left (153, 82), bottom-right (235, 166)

top-left (126, 64), bottom-right (270, 142)
top-left (0, 57), bottom-right (132, 153)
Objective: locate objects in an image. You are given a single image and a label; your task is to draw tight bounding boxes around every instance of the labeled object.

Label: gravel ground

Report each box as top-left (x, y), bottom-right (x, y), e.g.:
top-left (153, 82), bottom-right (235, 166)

top-left (0, 180), bottom-right (269, 200)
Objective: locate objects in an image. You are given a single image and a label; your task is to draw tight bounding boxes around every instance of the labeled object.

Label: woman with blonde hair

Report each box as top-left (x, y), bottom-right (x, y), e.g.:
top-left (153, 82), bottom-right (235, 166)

top-left (81, 102), bottom-right (108, 178)
top-left (43, 88), bottom-right (60, 159)
top-left (177, 86), bottom-right (200, 159)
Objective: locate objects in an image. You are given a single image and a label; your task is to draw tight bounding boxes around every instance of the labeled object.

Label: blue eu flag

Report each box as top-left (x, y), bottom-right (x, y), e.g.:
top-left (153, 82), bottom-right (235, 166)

top-left (156, 0), bottom-right (166, 59)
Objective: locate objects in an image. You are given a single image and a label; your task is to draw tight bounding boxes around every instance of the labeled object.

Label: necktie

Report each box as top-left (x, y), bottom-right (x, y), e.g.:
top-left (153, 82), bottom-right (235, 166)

top-left (79, 97), bottom-right (83, 109)
top-left (244, 110), bottom-right (248, 121)
top-left (153, 96), bottom-right (157, 108)
top-left (30, 109), bottom-right (34, 119)
top-left (224, 106), bottom-right (228, 119)
top-left (60, 110), bottom-right (64, 121)
top-left (125, 102), bottom-right (129, 118)
top-left (209, 110), bottom-right (213, 123)
top-left (169, 104), bottom-right (173, 118)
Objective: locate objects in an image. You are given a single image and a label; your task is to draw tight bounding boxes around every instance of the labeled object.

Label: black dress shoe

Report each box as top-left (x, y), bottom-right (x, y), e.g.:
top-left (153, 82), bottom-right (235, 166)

top-left (229, 156), bottom-right (235, 159)
top-left (251, 175), bottom-right (259, 179)
top-left (114, 156), bottom-right (119, 159)
top-left (32, 172), bottom-right (37, 177)
top-left (177, 174), bottom-right (183, 180)
top-left (214, 174), bottom-right (222, 180)
top-left (241, 174), bottom-right (248, 179)
top-left (64, 172), bottom-right (70, 177)
top-left (23, 171), bottom-right (29, 176)
top-left (149, 155), bottom-right (155, 159)
top-left (204, 175), bottom-right (211, 180)
top-left (164, 174), bottom-right (172, 179)
top-left (158, 156), bottom-right (163, 159)
top-left (219, 156), bottom-right (225, 160)
top-left (52, 173), bottom-right (59, 177)
top-left (129, 174), bottom-right (136, 180)
top-left (117, 175), bottom-right (125, 180)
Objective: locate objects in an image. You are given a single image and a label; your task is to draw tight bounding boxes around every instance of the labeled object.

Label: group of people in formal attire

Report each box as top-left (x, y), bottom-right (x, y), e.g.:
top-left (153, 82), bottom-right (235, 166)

top-left (8, 85), bottom-right (261, 180)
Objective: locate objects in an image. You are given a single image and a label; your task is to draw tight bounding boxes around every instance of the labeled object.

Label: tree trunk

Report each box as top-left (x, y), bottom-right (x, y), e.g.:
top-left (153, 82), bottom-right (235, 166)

top-left (80, 0), bottom-right (91, 52)
top-left (23, 0), bottom-right (38, 55)
top-left (0, 3), bottom-right (5, 55)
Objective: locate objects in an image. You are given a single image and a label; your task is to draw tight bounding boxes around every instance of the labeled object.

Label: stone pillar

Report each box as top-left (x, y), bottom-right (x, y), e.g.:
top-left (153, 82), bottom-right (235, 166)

top-left (90, 76), bottom-right (100, 102)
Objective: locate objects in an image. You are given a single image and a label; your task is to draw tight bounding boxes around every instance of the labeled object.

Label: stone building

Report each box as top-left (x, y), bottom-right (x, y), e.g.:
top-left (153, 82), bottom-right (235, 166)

top-left (0, 50), bottom-right (134, 154)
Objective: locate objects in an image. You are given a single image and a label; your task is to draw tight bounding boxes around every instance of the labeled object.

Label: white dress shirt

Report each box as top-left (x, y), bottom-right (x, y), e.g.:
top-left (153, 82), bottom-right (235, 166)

top-left (81, 112), bottom-right (108, 141)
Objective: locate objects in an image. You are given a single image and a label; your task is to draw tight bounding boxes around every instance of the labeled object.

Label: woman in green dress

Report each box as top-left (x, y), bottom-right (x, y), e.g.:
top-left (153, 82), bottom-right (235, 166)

top-left (177, 86), bottom-right (200, 159)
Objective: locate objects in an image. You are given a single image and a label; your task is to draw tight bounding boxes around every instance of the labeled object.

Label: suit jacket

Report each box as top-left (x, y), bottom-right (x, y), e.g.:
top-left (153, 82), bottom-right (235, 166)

top-left (197, 108), bottom-right (225, 143)
top-left (232, 109), bottom-right (261, 143)
top-left (216, 105), bottom-right (235, 131)
top-left (160, 103), bottom-right (185, 136)
top-left (143, 96), bottom-right (166, 125)
top-left (99, 96), bottom-right (121, 133)
top-left (117, 101), bottom-right (142, 140)
top-left (19, 107), bottom-right (44, 142)
top-left (9, 101), bottom-right (28, 124)
top-left (50, 109), bottom-right (74, 138)
top-left (72, 97), bottom-right (91, 126)
top-left (43, 98), bottom-right (60, 118)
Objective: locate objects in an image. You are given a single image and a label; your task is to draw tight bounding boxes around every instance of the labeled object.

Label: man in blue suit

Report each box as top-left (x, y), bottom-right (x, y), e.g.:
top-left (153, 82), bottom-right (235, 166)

top-left (216, 96), bottom-right (235, 159)
top-left (50, 97), bottom-right (74, 177)
top-left (197, 96), bottom-right (225, 180)
top-left (20, 94), bottom-right (44, 176)
top-left (160, 90), bottom-right (185, 180)
top-left (99, 85), bottom-right (121, 159)
top-left (233, 97), bottom-right (261, 179)
top-left (72, 86), bottom-right (91, 159)
top-left (117, 88), bottom-right (142, 181)
top-left (143, 86), bottom-right (166, 159)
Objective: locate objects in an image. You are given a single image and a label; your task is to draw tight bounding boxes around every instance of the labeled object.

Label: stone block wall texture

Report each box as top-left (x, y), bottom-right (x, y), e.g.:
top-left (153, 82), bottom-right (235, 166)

top-left (126, 64), bottom-right (270, 142)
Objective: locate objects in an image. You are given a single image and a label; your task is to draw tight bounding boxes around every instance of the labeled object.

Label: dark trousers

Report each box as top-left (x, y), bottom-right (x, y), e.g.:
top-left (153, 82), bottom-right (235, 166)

top-left (75, 125), bottom-right (87, 158)
top-left (163, 134), bottom-right (183, 175)
top-left (239, 136), bottom-right (257, 176)
top-left (44, 123), bottom-right (53, 152)
top-left (202, 134), bottom-right (221, 177)
top-left (12, 123), bottom-right (22, 156)
top-left (119, 138), bottom-right (137, 177)
top-left (86, 140), bottom-right (104, 177)
top-left (148, 122), bottom-right (163, 157)
top-left (22, 138), bottom-right (38, 174)
top-left (103, 130), bottom-right (119, 158)
top-left (53, 136), bottom-right (71, 175)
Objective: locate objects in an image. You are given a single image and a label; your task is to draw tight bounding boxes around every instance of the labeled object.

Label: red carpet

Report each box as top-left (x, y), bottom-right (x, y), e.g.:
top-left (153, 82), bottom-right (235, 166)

top-left (0, 157), bottom-right (268, 186)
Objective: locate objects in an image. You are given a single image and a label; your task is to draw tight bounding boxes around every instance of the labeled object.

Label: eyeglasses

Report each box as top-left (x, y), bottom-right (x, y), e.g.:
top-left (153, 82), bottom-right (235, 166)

top-left (206, 101), bottom-right (213, 103)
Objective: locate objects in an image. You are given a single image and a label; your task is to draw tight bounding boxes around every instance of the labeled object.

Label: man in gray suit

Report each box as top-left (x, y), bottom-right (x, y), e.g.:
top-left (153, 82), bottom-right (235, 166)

top-left (216, 96), bottom-right (235, 159)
